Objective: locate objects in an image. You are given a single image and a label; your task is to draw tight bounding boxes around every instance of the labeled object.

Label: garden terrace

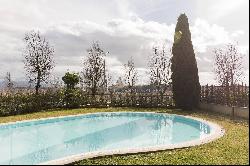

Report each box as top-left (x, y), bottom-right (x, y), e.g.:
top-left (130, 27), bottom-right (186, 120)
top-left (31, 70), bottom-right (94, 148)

top-left (0, 107), bottom-right (248, 165)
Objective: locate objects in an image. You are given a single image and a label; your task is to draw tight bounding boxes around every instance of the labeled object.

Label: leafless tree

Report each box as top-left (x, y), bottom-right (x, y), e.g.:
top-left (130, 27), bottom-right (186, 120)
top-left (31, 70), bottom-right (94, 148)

top-left (214, 43), bottom-right (244, 86)
top-left (5, 72), bottom-right (14, 91)
top-left (124, 56), bottom-right (138, 94)
top-left (82, 41), bottom-right (109, 95)
top-left (148, 45), bottom-right (172, 95)
top-left (102, 55), bottom-right (112, 94)
top-left (213, 43), bottom-right (244, 105)
top-left (23, 30), bottom-right (55, 94)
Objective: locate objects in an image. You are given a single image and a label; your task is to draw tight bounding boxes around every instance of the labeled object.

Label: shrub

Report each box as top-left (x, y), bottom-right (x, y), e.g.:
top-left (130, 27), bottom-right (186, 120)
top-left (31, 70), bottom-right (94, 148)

top-left (62, 72), bottom-right (81, 108)
top-left (0, 90), bottom-right (62, 116)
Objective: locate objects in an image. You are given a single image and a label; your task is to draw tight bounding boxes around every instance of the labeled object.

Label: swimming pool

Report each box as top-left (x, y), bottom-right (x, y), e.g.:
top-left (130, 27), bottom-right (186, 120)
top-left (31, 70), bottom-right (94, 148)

top-left (0, 112), bottom-right (224, 165)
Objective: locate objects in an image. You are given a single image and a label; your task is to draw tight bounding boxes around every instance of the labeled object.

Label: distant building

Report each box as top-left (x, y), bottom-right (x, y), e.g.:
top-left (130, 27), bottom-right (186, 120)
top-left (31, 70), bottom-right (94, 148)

top-left (115, 77), bottom-right (124, 88)
top-left (108, 77), bottom-right (125, 93)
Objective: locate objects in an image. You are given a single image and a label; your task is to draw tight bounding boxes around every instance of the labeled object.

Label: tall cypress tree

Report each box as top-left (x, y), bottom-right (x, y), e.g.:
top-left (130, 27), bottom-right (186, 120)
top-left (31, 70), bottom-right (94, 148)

top-left (171, 13), bottom-right (201, 110)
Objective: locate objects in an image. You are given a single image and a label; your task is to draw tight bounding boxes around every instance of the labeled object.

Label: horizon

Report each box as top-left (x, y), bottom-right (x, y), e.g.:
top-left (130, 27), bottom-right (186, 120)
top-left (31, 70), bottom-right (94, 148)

top-left (0, 0), bottom-right (249, 86)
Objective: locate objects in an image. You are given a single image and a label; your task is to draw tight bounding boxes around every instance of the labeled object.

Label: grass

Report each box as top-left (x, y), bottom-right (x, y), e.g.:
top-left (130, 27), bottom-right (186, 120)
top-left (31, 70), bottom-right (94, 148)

top-left (0, 107), bottom-right (249, 165)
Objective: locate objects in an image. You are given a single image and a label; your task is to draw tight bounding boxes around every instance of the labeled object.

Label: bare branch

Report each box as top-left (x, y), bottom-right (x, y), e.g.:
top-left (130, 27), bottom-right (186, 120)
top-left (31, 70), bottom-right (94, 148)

top-left (82, 41), bottom-right (109, 95)
top-left (22, 30), bottom-right (55, 94)
top-left (148, 44), bottom-right (172, 94)
top-left (213, 43), bottom-right (244, 86)
top-left (124, 56), bottom-right (138, 93)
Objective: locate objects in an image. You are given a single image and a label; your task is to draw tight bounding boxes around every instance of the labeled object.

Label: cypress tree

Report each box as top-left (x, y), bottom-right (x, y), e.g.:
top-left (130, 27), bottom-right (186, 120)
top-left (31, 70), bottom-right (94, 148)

top-left (171, 13), bottom-right (201, 110)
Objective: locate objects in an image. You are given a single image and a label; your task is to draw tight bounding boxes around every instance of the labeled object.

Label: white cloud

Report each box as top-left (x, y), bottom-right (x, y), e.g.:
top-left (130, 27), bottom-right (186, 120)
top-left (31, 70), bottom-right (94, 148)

top-left (196, 0), bottom-right (248, 21)
top-left (191, 18), bottom-right (232, 53)
top-left (42, 17), bottom-right (250, 85)
top-left (0, 0), bottom-right (248, 85)
top-left (199, 72), bottom-right (217, 85)
top-left (209, 0), bottom-right (247, 20)
top-left (238, 45), bottom-right (249, 55)
top-left (203, 57), bottom-right (212, 63)
top-left (231, 30), bottom-right (244, 38)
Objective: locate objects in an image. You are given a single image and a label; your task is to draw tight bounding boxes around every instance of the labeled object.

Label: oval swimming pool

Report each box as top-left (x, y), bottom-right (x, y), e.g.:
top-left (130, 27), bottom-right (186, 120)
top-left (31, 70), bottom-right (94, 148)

top-left (0, 112), bottom-right (224, 165)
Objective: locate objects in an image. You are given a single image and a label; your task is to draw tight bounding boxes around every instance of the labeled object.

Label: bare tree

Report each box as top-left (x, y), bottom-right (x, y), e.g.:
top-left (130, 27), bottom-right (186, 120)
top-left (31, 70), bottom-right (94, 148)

top-left (214, 43), bottom-right (244, 86)
top-left (5, 72), bottom-right (14, 91)
top-left (23, 30), bottom-right (55, 94)
top-left (124, 56), bottom-right (138, 94)
top-left (82, 41), bottom-right (109, 95)
top-left (148, 44), bottom-right (171, 95)
top-left (102, 54), bottom-right (112, 93)
top-left (214, 43), bottom-right (244, 105)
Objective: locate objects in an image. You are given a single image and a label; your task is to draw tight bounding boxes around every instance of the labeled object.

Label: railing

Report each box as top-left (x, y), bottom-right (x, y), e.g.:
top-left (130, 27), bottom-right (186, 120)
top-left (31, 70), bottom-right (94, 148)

top-left (79, 93), bottom-right (174, 108)
top-left (200, 83), bottom-right (249, 108)
top-left (2, 83), bottom-right (248, 117)
top-left (0, 91), bottom-right (174, 116)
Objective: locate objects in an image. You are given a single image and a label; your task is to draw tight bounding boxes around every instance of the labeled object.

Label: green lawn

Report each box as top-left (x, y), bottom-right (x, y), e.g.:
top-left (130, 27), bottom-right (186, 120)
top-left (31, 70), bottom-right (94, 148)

top-left (0, 107), bottom-right (248, 165)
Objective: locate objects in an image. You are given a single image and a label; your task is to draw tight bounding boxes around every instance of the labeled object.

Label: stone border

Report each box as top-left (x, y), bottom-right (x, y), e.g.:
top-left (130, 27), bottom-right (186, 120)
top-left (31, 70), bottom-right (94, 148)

top-left (199, 102), bottom-right (249, 119)
top-left (0, 112), bottom-right (225, 165)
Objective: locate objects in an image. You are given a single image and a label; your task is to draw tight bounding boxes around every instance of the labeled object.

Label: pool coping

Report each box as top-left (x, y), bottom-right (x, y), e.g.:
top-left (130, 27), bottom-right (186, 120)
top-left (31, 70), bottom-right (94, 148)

top-left (0, 111), bottom-right (225, 165)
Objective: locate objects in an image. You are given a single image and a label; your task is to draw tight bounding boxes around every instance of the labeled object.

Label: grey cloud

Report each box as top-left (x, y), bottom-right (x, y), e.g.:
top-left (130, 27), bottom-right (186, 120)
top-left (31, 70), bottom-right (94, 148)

top-left (0, 0), bottom-right (248, 85)
top-left (45, 25), bottom-right (158, 69)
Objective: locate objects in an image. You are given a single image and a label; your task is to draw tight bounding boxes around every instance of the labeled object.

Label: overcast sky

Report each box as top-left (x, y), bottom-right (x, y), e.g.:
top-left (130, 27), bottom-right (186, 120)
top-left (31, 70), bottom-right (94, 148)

top-left (0, 0), bottom-right (249, 85)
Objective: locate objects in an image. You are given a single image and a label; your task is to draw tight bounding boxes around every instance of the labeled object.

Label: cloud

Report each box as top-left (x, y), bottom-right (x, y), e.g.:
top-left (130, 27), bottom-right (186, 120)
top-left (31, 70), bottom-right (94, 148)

top-left (191, 18), bottom-right (239, 53)
top-left (0, 0), bottom-right (248, 85)
top-left (43, 17), bottom-right (248, 84)
top-left (199, 72), bottom-right (217, 85)
top-left (39, 17), bottom-right (176, 83)
top-left (195, 0), bottom-right (248, 21)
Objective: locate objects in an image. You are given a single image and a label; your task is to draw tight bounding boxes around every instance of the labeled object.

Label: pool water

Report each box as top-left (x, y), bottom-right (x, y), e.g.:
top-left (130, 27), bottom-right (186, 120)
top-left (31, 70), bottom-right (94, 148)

top-left (0, 112), bottom-right (211, 165)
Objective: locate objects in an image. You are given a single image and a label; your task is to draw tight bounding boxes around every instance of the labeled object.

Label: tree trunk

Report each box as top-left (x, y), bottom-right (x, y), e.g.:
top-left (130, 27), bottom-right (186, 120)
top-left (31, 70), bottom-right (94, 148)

top-left (35, 72), bottom-right (41, 95)
top-left (130, 87), bottom-right (133, 106)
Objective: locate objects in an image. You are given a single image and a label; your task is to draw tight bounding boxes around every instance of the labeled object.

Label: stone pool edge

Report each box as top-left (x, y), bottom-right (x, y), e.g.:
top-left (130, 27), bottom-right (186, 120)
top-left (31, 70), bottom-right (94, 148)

top-left (19, 112), bottom-right (225, 165)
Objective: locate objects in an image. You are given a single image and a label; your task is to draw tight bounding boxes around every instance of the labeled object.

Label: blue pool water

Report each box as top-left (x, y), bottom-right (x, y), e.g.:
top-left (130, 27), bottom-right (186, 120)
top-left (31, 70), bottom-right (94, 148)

top-left (0, 112), bottom-right (211, 165)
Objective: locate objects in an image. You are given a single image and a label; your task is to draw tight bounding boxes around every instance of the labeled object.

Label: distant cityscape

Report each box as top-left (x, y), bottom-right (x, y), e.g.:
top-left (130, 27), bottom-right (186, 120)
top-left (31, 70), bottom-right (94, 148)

top-left (0, 76), bottom-right (173, 95)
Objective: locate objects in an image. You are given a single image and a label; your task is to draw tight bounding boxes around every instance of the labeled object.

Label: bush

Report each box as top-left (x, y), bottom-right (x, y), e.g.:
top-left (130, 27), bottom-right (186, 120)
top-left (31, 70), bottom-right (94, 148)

top-left (63, 88), bottom-right (81, 108)
top-left (62, 72), bottom-right (81, 108)
top-left (0, 90), bottom-right (63, 116)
